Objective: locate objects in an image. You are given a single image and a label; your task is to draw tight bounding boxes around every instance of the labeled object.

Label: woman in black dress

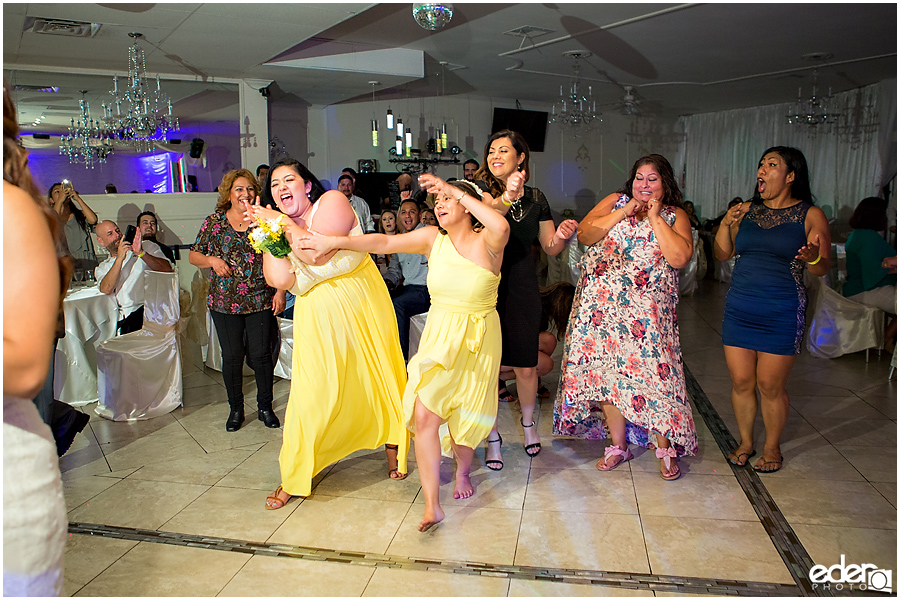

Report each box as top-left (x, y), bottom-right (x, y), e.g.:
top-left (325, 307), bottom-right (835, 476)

top-left (475, 130), bottom-right (578, 468)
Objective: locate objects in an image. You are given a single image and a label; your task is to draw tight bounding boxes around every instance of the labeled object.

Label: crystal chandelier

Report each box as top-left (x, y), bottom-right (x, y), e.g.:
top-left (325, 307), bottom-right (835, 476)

top-left (549, 51), bottom-right (600, 135)
top-left (103, 32), bottom-right (179, 152)
top-left (59, 90), bottom-right (114, 169)
top-left (785, 69), bottom-right (841, 132)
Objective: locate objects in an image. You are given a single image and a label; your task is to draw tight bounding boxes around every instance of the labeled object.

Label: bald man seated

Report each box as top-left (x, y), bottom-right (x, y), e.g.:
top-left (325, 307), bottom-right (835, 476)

top-left (95, 220), bottom-right (174, 335)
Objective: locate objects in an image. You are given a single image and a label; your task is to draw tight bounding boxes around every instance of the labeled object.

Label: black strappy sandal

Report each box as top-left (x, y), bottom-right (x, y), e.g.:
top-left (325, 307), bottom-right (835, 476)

top-left (521, 419), bottom-right (541, 457)
top-left (485, 433), bottom-right (503, 471)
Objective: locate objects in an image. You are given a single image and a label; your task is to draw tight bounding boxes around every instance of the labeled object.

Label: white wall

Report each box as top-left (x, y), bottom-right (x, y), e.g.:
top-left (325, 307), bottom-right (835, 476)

top-left (306, 96), bottom-right (683, 221)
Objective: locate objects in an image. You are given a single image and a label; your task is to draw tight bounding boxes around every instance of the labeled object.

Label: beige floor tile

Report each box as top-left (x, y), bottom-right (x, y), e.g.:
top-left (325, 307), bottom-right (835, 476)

top-left (67, 478), bottom-right (209, 530)
top-left (63, 475), bottom-right (119, 512)
top-left (792, 523), bottom-right (897, 576)
top-left (632, 471), bottom-right (757, 521)
top-left (88, 413), bottom-right (181, 445)
top-left (760, 437), bottom-right (865, 482)
top-left (162, 485), bottom-right (300, 542)
top-left (182, 369), bottom-right (223, 390)
top-left (872, 481), bottom-right (896, 508)
top-left (101, 421), bottom-right (208, 472)
top-left (171, 401), bottom-right (283, 454)
top-left (764, 478), bottom-right (896, 529)
top-left (127, 447), bottom-right (255, 486)
top-left (524, 468), bottom-right (637, 514)
top-left (833, 444), bottom-right (896, 483)
top-left (410, 463), bottom-right (530, 510)
top-left (63, 532), bottom-right (138, 590)
top-left (388, 505), bottom-right (522, 564)
top-left (790, 394), bottom-right (887, 421)
top-left (74, 542), bottom-right (249, 596)
top-left (786, 376), bottom-right (869, 397)
top-left (653, 592), bottom-right (732, 597)
top-left (180, 381), bottom-right (229, 408)
top-left (528, 438), bottom-right (608, 470)
top-left (808, 417), bottom-right (896, 447)
top-left (363, 566), bottom-right (510, 596)
top-left (313, 456), bottom-right (422, 503)
top-left (641, 515), bottom-right (794, 584)
top-left (59, 435), bottom-right (111, 481)
top-left (215, 440), bottom-right (284, 491)
top-left (269, 496), bottom-right (410, 554)
top-left (220, 554), bottom-right (375, 596)
top-left (515, 510), bottom-right (649, 573)
top-left (508, 579), bottom-right (653, 597)
top-left (689, 374), bottom-right (734, 398)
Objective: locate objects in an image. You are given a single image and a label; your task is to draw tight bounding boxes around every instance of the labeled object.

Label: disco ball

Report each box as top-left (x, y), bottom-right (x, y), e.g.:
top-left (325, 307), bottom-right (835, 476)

top-left (412, 3), bottom-right (454, 31)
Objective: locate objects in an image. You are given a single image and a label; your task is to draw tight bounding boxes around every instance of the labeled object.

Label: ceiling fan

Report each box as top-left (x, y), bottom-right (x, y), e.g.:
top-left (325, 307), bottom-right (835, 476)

top-left (600, 85), bottom-right (643, 116)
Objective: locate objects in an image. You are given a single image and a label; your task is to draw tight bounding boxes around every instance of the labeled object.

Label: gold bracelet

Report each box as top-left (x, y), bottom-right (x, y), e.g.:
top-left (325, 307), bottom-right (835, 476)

top-left (808, 255), bottom-right (821, 266)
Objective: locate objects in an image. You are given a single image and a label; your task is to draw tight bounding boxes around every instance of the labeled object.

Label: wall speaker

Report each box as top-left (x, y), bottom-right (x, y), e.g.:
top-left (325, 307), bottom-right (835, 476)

top-left (189, 138), bottom-right (205, 158)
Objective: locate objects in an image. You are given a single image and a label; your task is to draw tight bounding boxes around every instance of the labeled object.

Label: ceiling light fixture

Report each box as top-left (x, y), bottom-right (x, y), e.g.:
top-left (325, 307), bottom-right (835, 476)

top-left (785, 68), bottom-right (840, 132)
top-left (412, 3), bottom-right (453, 31)
top-left (103, 32), bottom-right (180, 152)
top-left (549, 51), bottom-right (600, 136)
top-left (369, 81), bottom-right (379, 147)
top-left (59, 90), bottom-right (114, 169)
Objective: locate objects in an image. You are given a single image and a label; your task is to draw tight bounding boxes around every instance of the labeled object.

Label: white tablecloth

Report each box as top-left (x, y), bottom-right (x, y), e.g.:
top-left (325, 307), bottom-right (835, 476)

top-left (55, 286), bottom-right (118, 406)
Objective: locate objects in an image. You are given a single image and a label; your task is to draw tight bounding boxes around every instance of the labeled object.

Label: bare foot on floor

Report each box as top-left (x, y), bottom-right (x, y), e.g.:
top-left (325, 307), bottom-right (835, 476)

top-left (419, 506), bottom-right (445, 532)
top-left (453, 470), bottom-right (474, 499)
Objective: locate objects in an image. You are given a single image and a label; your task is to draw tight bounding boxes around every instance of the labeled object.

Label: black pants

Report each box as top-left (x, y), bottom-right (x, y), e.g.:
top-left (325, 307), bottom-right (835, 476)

top-left (117, 306), bottom-right (144, 335)
top-left (210, 309), bottom-right (275, 412)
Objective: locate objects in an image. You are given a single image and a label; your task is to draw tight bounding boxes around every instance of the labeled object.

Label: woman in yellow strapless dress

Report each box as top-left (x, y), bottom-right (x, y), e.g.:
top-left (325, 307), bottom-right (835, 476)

top-left (298, 175), bottom-right (511, 532)
top-left (245, 159), bottom-right (409, 509)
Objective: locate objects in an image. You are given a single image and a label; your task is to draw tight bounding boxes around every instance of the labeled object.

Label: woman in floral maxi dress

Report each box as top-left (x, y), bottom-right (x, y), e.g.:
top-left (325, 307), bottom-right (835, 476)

top-left (553, 154), bottom-right (698, 480)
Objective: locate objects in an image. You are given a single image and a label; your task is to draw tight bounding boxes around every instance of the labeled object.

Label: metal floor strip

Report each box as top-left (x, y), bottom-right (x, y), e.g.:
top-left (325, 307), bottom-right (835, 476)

top-left (682, 365), bottom-right (834, 597)
top-left (68, 522), bottom-right (799, 596)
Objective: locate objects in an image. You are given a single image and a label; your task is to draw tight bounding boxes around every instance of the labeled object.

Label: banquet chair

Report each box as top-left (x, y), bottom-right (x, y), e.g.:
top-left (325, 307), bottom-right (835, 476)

top-left (806, 275), bottom-right (885, 361)
top-left (95, 271), bottom-right (183, 420)
top-left (274, 317), bottom-right (294, 380)
top-left (679, 230), bottom-right (700, 296)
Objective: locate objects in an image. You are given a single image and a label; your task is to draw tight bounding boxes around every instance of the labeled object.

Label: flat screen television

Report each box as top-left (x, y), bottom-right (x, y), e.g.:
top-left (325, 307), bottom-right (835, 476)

top-left (491, 107), bottom-right (548, 152)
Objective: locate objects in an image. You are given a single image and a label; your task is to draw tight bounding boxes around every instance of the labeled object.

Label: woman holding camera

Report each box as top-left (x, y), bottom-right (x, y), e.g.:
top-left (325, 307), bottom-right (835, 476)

top-left (49, 181), bottom-right (98, 272)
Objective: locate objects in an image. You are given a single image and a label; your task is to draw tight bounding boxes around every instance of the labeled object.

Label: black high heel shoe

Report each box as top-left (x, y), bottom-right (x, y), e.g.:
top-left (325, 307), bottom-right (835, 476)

top-left (521, 418), bottom-right (541, 457)
top-left (485, 433), bottom-right (503, 471)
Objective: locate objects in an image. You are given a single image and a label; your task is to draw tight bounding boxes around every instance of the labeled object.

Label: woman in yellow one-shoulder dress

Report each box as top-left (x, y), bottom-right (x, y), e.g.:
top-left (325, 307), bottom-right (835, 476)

top-left (298, 175), bottom-right (512, 532)
top-left (246, 158), bottom-right (409, 509)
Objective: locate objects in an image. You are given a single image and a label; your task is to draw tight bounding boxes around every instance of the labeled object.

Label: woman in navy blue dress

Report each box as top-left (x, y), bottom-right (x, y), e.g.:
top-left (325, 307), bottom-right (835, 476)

top-left (715, 147), bottom-right (830, 473)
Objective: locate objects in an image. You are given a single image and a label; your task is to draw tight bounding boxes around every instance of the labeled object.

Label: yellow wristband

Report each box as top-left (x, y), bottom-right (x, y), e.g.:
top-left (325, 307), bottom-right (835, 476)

top-left (808, 255), bottom-right (821, 266)
top-left (277, 214), bottom-right (286, 226)
top-left (138, 251), bottom-right (145, 259)
top-left (501, 192), bottom-right (512, 207)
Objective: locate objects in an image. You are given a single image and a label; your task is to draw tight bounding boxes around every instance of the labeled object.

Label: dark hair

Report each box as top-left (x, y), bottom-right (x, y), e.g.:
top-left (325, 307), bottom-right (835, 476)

top-left (849, 196), bottom-right (888, 231)
top-left (617, 154), bottom-right (683, 207)
top-left (342, 167), bottom-right (357, 178)
top-left (136, 211), bottom-right (158, 227)
top-left (47, 181), bottom-right (89, 229)
top-left (105, 183), bottom-right (118, 193)
top-left (437, 180), bottom-right (484, 235)
top-left (463, 159), bottom-right (479, 169)
top-left (256, 164), bottom-right (269, 176)
top-left (262, 158), bottom-right (326, 207)
top-left (475, 129), bottom-right (530, 199)
top-left (215, 169), bottom-right (258, 213)
top-left (337, 174), bottom-right (354, 184)
top-left (727, 197), bottom-right (743, 209)
top-left (751, 146), bottom-right (814, 205)
top-left (540, 281), bottom-right (576, 340)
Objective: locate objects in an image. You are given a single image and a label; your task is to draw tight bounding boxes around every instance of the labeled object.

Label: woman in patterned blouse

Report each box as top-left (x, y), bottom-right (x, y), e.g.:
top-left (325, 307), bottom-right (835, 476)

top-left (190, 169), bottom-right (286, 432)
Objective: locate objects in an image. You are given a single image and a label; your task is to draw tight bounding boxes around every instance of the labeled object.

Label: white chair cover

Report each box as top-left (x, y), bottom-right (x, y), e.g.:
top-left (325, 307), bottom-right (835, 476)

top-left (679, 230), bottom-right (700, 296)
top-left (714, 255), bottom-right (736, 283)
top-left (274, 317), bottom-right (294, 380)
top-left (95, 271), bottom-right (183, 421)
top-left (806, 275), bottom-right (885, 359)
top-left (567, 240), bottom-right (586, 285)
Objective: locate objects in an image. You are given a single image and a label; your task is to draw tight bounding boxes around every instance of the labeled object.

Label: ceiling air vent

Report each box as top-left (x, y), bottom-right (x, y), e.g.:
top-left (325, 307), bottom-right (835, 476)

top-left (503, 25), bottom-right (554, 38)
top-left (31, 18), bottom-right (101, 38)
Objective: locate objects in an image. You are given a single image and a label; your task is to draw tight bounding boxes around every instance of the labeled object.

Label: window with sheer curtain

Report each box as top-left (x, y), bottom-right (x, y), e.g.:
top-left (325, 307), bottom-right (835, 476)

top-left (676, 80), bottom-right (896, 233)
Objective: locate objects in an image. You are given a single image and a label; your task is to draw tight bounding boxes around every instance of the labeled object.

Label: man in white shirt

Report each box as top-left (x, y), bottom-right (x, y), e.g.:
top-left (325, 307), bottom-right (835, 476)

top-left (95, 220), bottom-right (174, 334)
top-left (337, 173), bottom-right (374, 233)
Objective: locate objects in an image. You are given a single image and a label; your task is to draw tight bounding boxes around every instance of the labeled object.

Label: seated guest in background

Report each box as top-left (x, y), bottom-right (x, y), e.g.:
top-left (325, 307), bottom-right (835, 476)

top-left (337, 173), bottom-right (374, 233)
top-left (385, 199), bottom-right (431, 360)
top-left (683, 200), bottom-right (701, 229)
top-left (137, 211), bottom-right (176, 263)
top-left (463, 158), bottom-right (479, 182)
top-left (256, 164), bottom-right (269, 184)
top-left (704, 197), bottom-right (743, 234)
top-left (105, 183), bottom-right (118, 194)
top-left (95, 220), bottom-right (174, 335)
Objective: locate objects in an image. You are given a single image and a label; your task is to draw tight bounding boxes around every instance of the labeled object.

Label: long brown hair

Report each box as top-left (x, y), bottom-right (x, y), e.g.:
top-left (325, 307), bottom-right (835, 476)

top-left (4, 80), bottom-right (71, 302)
top-left (617, 154), bottom-right (683, 208)
top-left (474, 129), bottom-right (531, 200)
top-left (540, 281), bottom-right (575, 340)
